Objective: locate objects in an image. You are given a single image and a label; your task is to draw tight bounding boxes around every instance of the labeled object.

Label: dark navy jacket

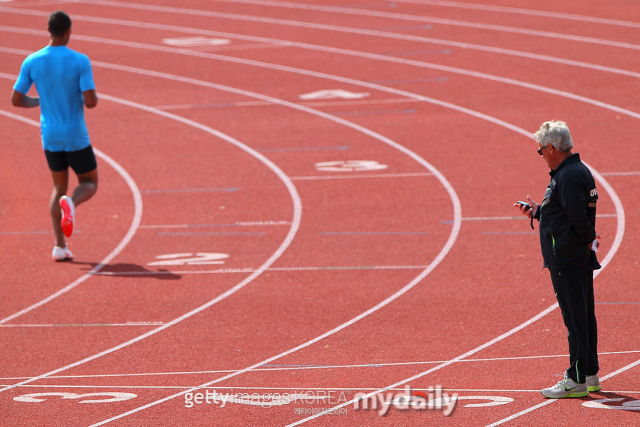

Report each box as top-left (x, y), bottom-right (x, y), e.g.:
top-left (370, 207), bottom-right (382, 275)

top-left (534, 153), bottom-right (601, 270)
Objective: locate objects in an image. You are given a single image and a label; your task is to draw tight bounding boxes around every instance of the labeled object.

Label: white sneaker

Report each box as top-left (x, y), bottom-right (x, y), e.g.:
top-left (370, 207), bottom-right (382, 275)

top-left (541, 374), bottom-right (588, 399)
top-left (52, 246), bottom-right (73, 261)
top-left (587, 375), bottom-right (601, 392)
top-left (59, 195), bottom-right (75, 238)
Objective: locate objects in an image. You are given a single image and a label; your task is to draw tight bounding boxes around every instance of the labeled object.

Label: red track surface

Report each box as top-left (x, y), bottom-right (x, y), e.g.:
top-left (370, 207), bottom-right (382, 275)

top-left (1, 0), bottom-right (639, 425)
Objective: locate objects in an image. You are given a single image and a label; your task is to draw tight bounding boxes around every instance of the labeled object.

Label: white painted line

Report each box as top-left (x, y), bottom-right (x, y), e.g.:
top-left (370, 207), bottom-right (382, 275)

top-left (391, 0), bottom-right (640, 29)
top-left (156, 97), bottom-right (418, 111)
top-left (291, 172), bottom-right (433, 180)
top-left (0, 109), bottom-right (144, 326)
top-left (58, 0), bottom-right (640, 52)
top-left (0, 17), bottom-right (629, 425)
top-left (601, 171), bottom-right (640, 176)
top-left (4, 2), bottom-right (640, 97)
top-left (0, 23), bottom-right (623, 427)
top-left (5, 349), bottom-right (639, 381)
top-left (89, 265), bottom-right (430, 276)
top-left (0, 85), bottom-right (304, 395)
top-left (0, 322), bottom-right (163, 327)
top-left (487, 356), bottom-right (640, 425)
top-left (3, 22), bottom-right (640, 125)
top-left (0, 48), bottom-right (463, 418)
top-left (457, 213), bottom-right (617, 222)
top-left (290, 159), bottom-right (626, 425)
top-left (139, 220), bottom-right (291, 229)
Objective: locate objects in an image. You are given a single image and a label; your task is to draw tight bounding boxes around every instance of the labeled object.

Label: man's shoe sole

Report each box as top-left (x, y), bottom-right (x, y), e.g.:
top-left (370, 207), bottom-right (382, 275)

top-left (541, 391), bottom-right (589, 399)
top-left (587, 385), bottom-right (602, 392)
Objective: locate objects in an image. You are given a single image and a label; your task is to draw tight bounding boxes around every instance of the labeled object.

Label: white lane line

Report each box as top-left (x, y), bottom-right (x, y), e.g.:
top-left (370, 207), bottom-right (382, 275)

top-left (0, 23), bottom-right (623, 427)
top-left (0, 109), bottom-right (143, 325)
top-left (601, 171), bottom-right (640, 176)
top-left (487, 357), bottom-right (640, 426)
top-left (5, 349), bottom-right (640, 381)
top-left (8, 2), bottom-right (640, 85)
top-left (156, 97), bottom-right (418, 111)
top-left (2, 21), bottom-right (631, 427)
top-left (139, 221), bottom-right (291, 229)
top-left (89, 265), bottom-right (430, 276)
top-left (4, 4), bottom-right (640, 89)
top-left (206, 0), bottom-right (640, 50)
top-left (2, 21), bottom-right (630, 425)
top-left (390, 0), bottom-right (640, 29)
top-left (0, 84), bottom-right (304, 395)
top-left (0, 50), bottom-right (463, 414)
top-left (3, 21), bottom-right (640, 124)
top-left (10, 42), bottom-right (611, 427)
top-left (291, 172), bottom-right (433, 180)
top-left (0, 322), bottom-right (163, 327)
top-left (3, 14), bottom-right (640, 129)
top-left (289, 159), bottom-right (626, 425)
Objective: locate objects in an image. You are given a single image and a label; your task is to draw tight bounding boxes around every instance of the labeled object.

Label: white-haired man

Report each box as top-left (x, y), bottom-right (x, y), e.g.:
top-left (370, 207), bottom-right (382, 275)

top-left (515, 120), bottom-right (602, 398)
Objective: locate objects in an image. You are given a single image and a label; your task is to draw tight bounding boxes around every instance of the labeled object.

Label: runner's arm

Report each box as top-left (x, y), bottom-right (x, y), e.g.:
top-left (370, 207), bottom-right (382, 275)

top-left (11, 89), bottom-right (39, 108)
top-left (83, 89), bottom-right (98, 108)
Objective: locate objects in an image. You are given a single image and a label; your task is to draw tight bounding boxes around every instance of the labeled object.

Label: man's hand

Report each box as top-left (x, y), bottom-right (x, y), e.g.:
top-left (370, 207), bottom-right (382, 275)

top-left (591, 234), bottom-right (602, 252)
top-left (11, 90), bottom-right (39, 108)
top-left (514, 195), bottom-right (539, 218)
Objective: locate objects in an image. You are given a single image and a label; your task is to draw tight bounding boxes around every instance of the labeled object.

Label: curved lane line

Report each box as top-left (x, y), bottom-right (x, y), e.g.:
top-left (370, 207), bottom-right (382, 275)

top-left (391, 0), bottom-right (640, 28)
top-left (3, 21), bottom-right (640, 120)
top-left (289, 160), bottom-right (626, 425)
top-left (2, 21), bottom-right (630, 423)
top-left (0, 20), bottom-right (628, 424)
top-left (0, 37), bottom-right (608, 427)
top-left (204, 0), bottom-right (640, 50)
top-left (4, 6), bottom-right (640, 82)
top-left (2, 15), bottom-right (631, 420)
top-left (0, 86), bottom-right (304, 394)
top-left (0, 60), bottom-right (462, 404)
top-left (0, 108), bottom-right (143, 325)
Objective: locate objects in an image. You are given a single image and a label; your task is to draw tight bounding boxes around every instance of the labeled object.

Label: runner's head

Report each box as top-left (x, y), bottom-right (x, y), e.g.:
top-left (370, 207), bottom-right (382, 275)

top-left (48, 11), bottom-right (72, 42)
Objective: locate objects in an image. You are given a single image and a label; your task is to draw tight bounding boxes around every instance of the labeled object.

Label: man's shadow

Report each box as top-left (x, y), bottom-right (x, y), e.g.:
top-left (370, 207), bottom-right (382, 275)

top-left (580, 390), bottom-right (640, 414)
top-left (72, 261), bottom-right (182, 280)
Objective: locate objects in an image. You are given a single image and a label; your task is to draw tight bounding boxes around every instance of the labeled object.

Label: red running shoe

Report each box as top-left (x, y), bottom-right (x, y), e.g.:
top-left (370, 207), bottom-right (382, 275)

top-left (59, 195), bottom-right (75, 238)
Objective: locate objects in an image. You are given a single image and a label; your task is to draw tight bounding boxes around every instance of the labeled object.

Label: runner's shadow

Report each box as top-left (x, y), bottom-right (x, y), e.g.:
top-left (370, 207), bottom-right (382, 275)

top-left (73, 262), bottom-right (182, 280)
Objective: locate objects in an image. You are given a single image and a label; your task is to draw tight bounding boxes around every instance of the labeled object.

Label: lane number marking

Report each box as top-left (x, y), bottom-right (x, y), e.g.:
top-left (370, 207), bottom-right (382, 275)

top-left (162, 37), bottom-right (231, 47)
top-left (299, 90), bottom-right (370, 100)
top-left (14, 392), bottom-right (137, 404)
top-left (315, 160), bottom-right (388, 172)
top-left (149, 253), bottom-right (229, 266)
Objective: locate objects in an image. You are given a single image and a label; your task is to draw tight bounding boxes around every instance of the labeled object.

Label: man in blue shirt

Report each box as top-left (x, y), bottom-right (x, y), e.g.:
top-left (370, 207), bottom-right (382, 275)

top-left (12, 11), bottom-right (99, 261)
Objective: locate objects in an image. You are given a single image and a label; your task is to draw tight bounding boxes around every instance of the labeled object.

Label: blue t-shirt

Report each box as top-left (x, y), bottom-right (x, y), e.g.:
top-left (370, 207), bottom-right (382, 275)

top-left (13, 46), bottom-right (95, 152)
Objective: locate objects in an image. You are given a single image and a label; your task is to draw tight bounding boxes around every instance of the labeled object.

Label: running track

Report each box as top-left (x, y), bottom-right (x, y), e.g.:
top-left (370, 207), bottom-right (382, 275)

top-left (1, 0), bottom-right (639, 425)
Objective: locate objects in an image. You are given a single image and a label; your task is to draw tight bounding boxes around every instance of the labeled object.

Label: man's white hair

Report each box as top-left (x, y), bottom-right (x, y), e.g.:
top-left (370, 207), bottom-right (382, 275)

top-left (534, 120), bottom-right (573, 152)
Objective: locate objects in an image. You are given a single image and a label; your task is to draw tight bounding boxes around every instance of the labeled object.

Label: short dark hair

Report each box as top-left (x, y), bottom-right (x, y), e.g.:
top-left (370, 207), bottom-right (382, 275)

top-left (48, 11), bottom-right (71, 37)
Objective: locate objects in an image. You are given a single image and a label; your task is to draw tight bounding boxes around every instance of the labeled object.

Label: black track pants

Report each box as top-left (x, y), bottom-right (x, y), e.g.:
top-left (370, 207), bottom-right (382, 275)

top-left (549, 268), bottom-right (599, 383)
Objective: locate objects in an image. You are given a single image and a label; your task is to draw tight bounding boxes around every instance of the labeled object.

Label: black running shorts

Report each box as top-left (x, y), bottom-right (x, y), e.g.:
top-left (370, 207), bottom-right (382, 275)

top-left (44, 145), bottom-right (98, 175)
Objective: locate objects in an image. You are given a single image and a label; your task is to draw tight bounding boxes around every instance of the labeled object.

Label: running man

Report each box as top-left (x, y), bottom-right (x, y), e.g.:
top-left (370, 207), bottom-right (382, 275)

top-left (11, 11), bottom-right (99, 261)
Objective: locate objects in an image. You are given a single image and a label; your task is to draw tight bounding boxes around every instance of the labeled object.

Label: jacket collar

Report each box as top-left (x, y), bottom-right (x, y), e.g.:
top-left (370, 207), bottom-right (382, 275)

top-left (550, 153), bottom-right (580, 177)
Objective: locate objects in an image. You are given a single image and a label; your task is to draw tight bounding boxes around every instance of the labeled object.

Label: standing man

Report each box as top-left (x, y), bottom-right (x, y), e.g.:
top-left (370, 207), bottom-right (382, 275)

top-left (11, 11), bottom-right (99, 261)
top-left (516, 120), bottom-right (602, 398)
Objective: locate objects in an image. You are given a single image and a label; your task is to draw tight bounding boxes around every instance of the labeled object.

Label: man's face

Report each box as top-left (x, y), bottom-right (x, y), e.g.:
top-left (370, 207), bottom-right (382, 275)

top-left (538, 144), bottom-right (553, 168)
